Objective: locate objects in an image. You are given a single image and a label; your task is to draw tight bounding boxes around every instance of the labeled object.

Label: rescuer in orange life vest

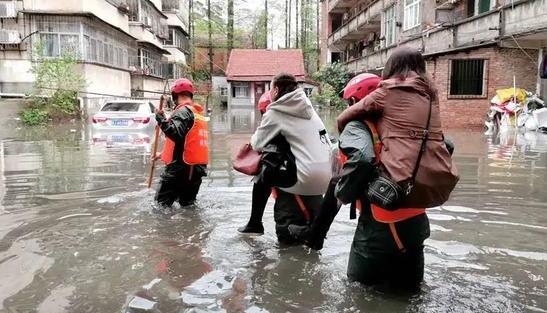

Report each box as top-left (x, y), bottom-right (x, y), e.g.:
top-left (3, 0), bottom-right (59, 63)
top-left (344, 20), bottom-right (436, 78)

top-left (289, 59), bottom-right (457, 290)
top-left (153, 78), bottom-right (209, 208)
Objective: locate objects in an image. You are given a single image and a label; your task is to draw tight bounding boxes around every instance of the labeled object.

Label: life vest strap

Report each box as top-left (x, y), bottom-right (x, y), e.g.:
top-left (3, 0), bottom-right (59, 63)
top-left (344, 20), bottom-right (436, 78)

top-left (294, 194), bottom-right (311, 222)
top-left (388, 223), bottom-right (406, 253)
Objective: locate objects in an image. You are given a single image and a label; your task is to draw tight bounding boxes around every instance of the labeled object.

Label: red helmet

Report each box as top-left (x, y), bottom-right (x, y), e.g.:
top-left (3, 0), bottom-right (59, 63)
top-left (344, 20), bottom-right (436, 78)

top-left (258, 91), bottom-right (272, 114)
top-left (343, 73), bottom-right (381, 102)
top-left (171, 78), bottom-right (194, 94)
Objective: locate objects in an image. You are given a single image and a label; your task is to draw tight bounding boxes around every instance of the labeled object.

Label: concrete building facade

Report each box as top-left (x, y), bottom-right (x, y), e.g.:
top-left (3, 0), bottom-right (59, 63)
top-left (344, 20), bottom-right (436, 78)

top-left (0, 0), bottom-right (190, 114)
top-left (321, 0), bottom-right (547, 128)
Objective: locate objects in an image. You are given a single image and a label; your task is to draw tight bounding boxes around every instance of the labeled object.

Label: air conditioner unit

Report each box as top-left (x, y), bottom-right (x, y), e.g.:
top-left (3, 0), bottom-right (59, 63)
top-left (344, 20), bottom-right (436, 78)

top-left (0, 29), bottom-right (20, 44)
top-left (0, 1), bottom-right (17, 18)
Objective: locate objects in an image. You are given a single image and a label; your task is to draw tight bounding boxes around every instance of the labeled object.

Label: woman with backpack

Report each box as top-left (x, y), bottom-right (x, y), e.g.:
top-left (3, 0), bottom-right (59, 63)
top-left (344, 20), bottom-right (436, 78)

top-left (333, 48), bottom-right (459, 289)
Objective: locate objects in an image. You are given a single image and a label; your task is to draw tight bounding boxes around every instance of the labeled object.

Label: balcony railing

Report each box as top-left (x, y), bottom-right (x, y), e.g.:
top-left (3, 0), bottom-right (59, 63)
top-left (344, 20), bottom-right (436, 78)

top-left (341, 0), bottom-right (547, 73)
top-left (327, 0), bottom-right (383, 47)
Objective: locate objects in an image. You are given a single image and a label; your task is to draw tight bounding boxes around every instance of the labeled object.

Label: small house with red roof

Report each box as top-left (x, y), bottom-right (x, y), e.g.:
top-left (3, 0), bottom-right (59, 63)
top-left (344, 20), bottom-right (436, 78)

top-left (225, 49), bottom-right (309, 107)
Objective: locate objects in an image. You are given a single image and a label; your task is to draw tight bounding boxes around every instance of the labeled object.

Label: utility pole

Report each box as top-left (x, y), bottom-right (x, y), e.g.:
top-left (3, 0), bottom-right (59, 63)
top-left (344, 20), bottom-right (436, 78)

top-left (264, 0), bottom-right (268, 49)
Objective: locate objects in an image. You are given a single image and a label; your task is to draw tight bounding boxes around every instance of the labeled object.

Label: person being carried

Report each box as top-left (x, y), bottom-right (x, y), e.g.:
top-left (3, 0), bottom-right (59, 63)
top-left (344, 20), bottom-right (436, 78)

top-left (247, 73), bottom-right (332, 244)
top-left (153, 78), bottom-right (209, 208)
top-left (238, 91), bottom-right (298, 234)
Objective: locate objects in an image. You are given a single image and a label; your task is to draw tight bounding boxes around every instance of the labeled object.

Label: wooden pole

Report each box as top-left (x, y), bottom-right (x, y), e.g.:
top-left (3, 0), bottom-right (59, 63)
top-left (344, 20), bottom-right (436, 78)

top-left (147, 95), bottom-right (165, 189)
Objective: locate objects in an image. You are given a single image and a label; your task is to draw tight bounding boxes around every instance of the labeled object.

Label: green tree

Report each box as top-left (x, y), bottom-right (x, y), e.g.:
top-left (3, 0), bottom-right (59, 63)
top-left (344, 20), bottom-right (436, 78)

top-left (22, 43), bottom-right (86, 125)
top-left (312, 62), bottom-right (351, 108)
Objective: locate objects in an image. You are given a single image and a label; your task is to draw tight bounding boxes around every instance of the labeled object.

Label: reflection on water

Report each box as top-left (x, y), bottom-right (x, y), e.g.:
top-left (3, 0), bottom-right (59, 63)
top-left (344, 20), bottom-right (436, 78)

top-left (0, 107), bottom-right (546, 312)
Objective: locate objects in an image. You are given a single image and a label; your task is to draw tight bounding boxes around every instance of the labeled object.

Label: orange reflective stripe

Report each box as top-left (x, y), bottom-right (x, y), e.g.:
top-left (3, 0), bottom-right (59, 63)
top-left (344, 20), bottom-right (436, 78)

top-left (294, 195), bottom-right (311, 221)
top-left (371, 204), bottom-right (426, 223)
top-left (388, 223), bottom-right (406, 252)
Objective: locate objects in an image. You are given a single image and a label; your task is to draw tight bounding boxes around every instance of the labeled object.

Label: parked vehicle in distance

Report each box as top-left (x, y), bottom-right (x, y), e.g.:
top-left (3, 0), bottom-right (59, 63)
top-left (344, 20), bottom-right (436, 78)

top-left (91, 100), bottom-right (157, 132)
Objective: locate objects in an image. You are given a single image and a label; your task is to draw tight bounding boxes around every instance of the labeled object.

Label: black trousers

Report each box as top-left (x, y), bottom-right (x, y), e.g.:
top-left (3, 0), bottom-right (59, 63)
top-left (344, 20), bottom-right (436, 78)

top-left (347, 206), bottom-right (429, 290)
top-left (273, 188), bottom-right (322, 244)
top-left (347, 244), bottom-right (425, 290)
top-left (155, 163), bottom-right (204, 207)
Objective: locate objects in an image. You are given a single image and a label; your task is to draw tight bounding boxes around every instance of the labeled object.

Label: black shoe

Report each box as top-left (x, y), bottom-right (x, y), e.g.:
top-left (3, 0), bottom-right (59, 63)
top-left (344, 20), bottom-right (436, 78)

top-left (288, 224), bottom-right (324, 251)
top-left (179, 200), bottom-right (195, 208)
top-left (238, 223), bottom-right (264, 234)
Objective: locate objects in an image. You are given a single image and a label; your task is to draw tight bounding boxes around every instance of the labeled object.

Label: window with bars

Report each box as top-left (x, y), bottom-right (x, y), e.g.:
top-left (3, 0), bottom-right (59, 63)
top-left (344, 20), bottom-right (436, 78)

top-left (140, 48), bottom-right (164, 77)
top-left (404, 0), bottom-right (421, 30)
top-left (449, 59), bottom-right (487, 97)
top-left (33, 16), bottom-right (137, 70)
top-left (382, 5), bottom-right (397, 47)
top-left (128, 0), bottom-right (168, 38)
top-left (164, 28), bottom-right (190, 52)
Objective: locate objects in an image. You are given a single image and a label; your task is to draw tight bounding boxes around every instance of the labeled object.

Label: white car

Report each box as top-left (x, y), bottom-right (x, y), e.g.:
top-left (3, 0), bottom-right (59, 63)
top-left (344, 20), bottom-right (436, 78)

top-left (91, 100), bottom-right (157, 132)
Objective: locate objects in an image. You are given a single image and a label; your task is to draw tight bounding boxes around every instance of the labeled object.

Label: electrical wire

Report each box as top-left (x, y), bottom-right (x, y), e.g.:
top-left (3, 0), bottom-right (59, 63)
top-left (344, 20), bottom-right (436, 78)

top-left (510, 34), bottom-right (539, 65)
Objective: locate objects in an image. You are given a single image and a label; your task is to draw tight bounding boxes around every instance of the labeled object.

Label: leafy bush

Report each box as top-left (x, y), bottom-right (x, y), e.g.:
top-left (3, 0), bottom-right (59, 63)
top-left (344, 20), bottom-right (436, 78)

top-left (312, 63), bottom-right (351, 108)
top-left (20, 42), bottom-right (86, 126)
top-left (20, 108), bottom-right (49, 125)
top-left (312, 83), bottom-right (345, 108)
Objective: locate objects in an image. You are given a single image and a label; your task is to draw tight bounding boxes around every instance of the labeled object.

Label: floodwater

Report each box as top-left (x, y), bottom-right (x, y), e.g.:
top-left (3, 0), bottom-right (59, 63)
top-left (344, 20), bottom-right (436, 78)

top-left (0, 106), bottom-right (546, 313)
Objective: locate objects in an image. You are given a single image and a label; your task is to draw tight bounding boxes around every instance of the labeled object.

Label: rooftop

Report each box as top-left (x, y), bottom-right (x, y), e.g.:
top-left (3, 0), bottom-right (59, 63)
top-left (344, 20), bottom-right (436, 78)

top-left (226, 49), bottom-right (306, 82)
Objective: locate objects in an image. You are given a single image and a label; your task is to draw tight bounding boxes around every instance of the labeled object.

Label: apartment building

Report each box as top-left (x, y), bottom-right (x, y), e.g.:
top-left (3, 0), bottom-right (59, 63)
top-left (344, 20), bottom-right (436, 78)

top-left (0, 0), bottom-right (190, 112)
top-left (321, 0), bottom-right (547, 127)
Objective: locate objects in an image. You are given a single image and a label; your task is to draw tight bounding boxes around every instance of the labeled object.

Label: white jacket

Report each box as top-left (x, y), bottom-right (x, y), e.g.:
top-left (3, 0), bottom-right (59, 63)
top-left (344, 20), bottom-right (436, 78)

top-left (251, 88), bottom-right (332, 196)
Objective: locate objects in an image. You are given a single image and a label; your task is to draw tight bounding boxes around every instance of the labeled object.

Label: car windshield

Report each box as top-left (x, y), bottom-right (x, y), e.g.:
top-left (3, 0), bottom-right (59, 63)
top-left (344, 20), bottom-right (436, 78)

top-left (101, 103), bottom-right (140, 112)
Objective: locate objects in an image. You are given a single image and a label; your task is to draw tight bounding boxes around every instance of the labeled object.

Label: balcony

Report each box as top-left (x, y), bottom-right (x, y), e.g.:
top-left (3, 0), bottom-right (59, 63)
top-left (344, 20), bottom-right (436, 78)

top-left (327, 0), bottom-right (383, 48)
top-left (328, 0), bottom-right (359, 13)
top-left (341, 0), bottom-right (547, 73)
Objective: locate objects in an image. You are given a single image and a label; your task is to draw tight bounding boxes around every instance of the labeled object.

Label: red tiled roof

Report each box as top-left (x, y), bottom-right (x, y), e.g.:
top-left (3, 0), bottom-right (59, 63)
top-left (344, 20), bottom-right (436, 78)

top-left (226, 49), bottom-right (306, 82)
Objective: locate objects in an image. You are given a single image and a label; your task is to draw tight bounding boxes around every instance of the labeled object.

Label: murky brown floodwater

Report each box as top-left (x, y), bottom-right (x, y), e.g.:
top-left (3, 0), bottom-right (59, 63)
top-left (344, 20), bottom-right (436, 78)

top-left (0, 106), bottom-right (545, 313)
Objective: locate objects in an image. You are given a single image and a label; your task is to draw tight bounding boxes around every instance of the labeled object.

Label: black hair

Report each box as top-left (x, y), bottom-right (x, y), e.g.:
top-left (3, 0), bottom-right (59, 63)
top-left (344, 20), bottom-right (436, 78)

top-left (272, 73), bottom-right (298, 101)
top-left (382, 47), bottom-right (437, 97)
top-left (172, 91), bottom-right (193, 105)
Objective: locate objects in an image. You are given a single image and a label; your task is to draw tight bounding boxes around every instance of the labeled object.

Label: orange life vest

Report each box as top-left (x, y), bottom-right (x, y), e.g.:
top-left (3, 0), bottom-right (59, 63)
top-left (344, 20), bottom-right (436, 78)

top-left (161, 104), bottom-right (209, 165)
top-left (340, 120), bottom-right (426, 223)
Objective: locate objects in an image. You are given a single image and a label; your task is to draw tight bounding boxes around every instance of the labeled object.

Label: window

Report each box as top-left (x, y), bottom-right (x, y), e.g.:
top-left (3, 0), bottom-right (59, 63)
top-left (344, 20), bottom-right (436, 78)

top-left (40, 33), bottom-right (59, 57)
top-left (33, 16), bottom-right (137, 69)
top-left (60, 34), bottom-right (79, 56)
top-left (140, 48), bottom-right (164, 77)
top-left (232, 84), bottom-right (249, 98)
top-left (404, 0), bottom-right (421, 30)
top-left (449, 59), bottom-right (487, 97)
top-left (220, 87), bottom-right (228, 96)
top-left (383, 5), bottom-right (397, 47)
top-left (101, 102), bottom-right (140, 112)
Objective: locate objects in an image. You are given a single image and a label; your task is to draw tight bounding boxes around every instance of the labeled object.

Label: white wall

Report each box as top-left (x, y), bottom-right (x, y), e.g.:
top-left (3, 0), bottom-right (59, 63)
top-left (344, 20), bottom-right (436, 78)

top-left (81, 64), bottom-right (131, 97)
top-left (165, 47), bottom-right (187, 63)
top-left (23, 0), bottom-right (129, 33)
top-left (165, 12), bottom-right (188, 32)
top-left (0, 59), bottom-right (34, 94)
top-left (129, 24), bottom-right (165, 50)
top-left (149, 0), bottom-right (163, 12)
top-left (142, 76), bottom-right (166, 98)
